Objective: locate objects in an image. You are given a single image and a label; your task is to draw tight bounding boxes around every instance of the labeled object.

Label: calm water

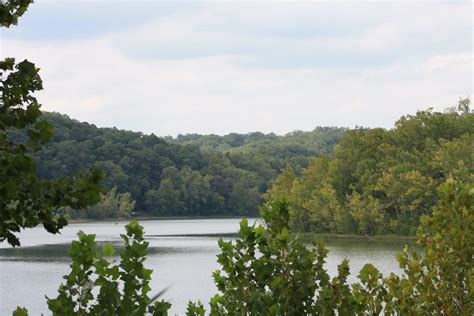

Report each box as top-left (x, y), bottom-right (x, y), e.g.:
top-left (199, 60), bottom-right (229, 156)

top-left (0, 219), bottom-right (409, 315)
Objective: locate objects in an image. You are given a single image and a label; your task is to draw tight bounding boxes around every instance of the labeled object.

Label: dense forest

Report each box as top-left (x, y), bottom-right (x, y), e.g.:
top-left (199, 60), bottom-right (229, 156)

top-left (20, 112), bottom-right (342, 218)
top-left (165, 127), bottom-right (342, 160)
top-left (265, 99), bottom-right (473, 235)
top-left (12, 100), bottom-right (472, 233)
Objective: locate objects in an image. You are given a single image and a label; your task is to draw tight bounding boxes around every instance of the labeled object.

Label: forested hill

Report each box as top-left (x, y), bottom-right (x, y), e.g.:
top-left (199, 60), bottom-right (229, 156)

top-left (31, 112), bottom-right (344, 217)
top-left (165, 127), bottom-right (343, 156)
top-left (265, 99), bottom-right (473, 235)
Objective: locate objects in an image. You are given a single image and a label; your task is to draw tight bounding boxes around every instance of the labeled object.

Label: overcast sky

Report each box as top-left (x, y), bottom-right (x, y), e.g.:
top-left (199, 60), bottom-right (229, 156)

top-left (1, 0), bottom-right (472, 136)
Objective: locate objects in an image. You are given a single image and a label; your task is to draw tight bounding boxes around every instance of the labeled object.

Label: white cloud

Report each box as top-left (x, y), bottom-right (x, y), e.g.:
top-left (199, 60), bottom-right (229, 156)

top-left (422, 54), bottom-right (473, 72)
top-left (1, 1), bottom-right (471, 136)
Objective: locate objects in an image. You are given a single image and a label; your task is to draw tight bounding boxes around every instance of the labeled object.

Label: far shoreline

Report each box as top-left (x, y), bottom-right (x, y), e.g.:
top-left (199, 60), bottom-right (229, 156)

top-left (67, 215), bottom-right (258, 223)
top-left (66, 217), bottom-right (416, 242)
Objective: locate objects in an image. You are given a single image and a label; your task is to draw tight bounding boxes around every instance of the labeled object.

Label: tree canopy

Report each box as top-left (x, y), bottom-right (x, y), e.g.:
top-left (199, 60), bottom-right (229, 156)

top-left (19, 112), bottom-right (343, 217)
top-left (265, 99), bottom-right (473, 235)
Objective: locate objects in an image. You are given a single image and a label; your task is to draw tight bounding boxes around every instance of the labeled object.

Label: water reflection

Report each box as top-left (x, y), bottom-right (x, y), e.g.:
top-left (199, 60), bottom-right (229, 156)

top-left (0, 244), bottom-right (70, 262)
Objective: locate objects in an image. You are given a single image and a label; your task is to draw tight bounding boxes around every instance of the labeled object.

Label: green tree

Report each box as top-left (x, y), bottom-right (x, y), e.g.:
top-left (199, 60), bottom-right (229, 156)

top-left (348, 191), bottom-right (384, 235)
top-left (263, 165), bottom-right (296, 202)
top-left (0, 0), bottom-right (102, 246)
top-left (78, 187), bottom-right (135, 219)
top-left (431, 135), bottom-right (474, 182)
top-left (0, 0), bottom-right (31, 27)
top-left (156, 178), bottom-right (184, 215)
top-left (206, 198), bottom-right (361, 315)
top-left (384, 178), bottom-right (474, 315)
top-left (375, 169), bottom-right (436, 234)
top-left (46, 220), bottom-right (171, 315)
top-left (304, 182), bottom-right (345, 233)
top-left (267, 99), bottom-right (472, 235)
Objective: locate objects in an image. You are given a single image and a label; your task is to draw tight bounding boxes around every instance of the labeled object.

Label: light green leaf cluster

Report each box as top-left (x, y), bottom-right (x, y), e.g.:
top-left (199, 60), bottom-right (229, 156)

top-left (67, 187), bottom-right (136, 219)
top-left (199, 199), bottom-right (364, 314)
top-left (45, 220), bottom-right (171, 316)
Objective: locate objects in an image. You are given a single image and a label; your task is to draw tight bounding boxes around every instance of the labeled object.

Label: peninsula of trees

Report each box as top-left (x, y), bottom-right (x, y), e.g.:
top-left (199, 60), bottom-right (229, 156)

top-left (265, 99), bottom-right (473, 235)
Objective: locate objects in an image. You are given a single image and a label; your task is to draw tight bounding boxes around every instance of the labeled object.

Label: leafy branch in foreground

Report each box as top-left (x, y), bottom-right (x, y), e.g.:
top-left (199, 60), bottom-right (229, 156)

top-left (0, 0), bottom-right (32, 27)
top-left (45, 220), bottom-right (171, 316)
top-left (0, 1), bottom-right (103, 247)
top-left (206, 198), bottom-right (364, 315)
top-left (383, 178), bottom-right (474, 315)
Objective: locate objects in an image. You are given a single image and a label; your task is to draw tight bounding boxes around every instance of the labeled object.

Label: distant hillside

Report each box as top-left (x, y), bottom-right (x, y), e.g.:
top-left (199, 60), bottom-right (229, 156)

top-left (165, 127), bottom-right (344, 156)
top-left (25, 112), bottom-right (344, 217)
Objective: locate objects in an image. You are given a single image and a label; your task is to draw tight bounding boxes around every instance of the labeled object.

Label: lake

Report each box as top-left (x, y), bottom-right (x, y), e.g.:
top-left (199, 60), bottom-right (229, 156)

top-left (0, 218), bottom-right (410, 315)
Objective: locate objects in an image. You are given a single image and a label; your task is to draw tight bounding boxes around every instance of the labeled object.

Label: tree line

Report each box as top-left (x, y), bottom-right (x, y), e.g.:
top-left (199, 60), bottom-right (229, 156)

top-left (15, 112), bottom-right (342, 218)
top-left (265, 99), bottom-right (473, 235)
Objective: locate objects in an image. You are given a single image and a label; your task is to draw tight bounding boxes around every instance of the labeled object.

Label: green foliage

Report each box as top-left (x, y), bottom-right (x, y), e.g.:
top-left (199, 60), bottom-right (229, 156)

top-left (11, 307), bottom-right (28, 316)
top-left (262, 165), bottom-right (296, 202)
top-left (0, 0), bottom-right (32, 27)
top-left (384, 178), bottom-right (474, 315)
top-left (267, 99), bottom-right (473, 235)
top-left (348, 191), bottom-right (383, 235)
top-left (0, 3), bottom-right (103, 247)
top-left (22, 112), bottom-right (342, 218)
top-left (167, 127), bottom-right (344, 160)
top-left (46, 220), bottom-right (171, 316)
top-left (205, 198), bottom-right (362, 315)
top-left (186, 301), bottom-right (206, 316)
top-left (64, 187), bottom-right (136, 219)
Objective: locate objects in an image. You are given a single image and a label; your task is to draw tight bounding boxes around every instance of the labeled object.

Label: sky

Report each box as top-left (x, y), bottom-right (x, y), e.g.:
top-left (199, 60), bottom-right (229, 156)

top-left (1, 0), bottom-right (472, 136)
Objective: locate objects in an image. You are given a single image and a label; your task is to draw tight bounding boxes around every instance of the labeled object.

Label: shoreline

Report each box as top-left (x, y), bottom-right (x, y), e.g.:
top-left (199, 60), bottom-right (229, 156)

top-left (298, 232), bottom-right (416, 243)
top-left (67, 218), bottom-right (416, 242)
top-left (67, 215), bottom-right (257, 223)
